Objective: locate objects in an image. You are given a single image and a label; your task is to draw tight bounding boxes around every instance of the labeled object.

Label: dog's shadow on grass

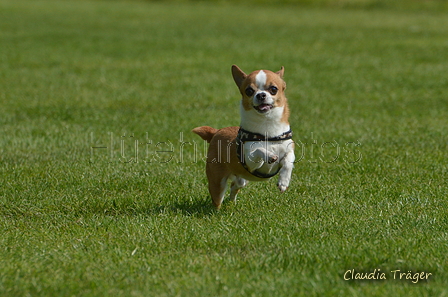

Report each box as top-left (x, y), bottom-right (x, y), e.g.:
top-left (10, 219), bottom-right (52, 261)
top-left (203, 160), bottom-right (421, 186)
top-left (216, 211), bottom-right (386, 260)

top-left (148, 197), bottom-right (218, 217)
top-left (92, 197), bottom-right (220, 218)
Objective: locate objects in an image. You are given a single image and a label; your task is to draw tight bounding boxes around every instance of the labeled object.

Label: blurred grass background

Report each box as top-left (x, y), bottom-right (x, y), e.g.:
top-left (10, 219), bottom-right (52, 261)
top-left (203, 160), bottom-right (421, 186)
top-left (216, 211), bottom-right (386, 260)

top-left (1, 0), bottom-right (447, 296)
top-left (141, 0), bottom-right (448, 10)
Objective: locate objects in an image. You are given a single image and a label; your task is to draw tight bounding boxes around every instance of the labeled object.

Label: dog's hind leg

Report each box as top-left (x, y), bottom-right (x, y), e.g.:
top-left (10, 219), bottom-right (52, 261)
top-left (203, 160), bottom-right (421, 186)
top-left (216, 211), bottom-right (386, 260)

top-left (229, 176), bottom-right (248, 203)
top-left (207, 168), bottom-right (230, 209)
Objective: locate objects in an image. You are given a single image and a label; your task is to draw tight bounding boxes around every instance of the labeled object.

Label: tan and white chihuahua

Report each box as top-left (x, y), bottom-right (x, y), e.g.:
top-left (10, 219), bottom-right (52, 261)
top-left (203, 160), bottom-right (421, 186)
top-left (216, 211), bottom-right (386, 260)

top-left (193, 65), bottom-right (295, 209)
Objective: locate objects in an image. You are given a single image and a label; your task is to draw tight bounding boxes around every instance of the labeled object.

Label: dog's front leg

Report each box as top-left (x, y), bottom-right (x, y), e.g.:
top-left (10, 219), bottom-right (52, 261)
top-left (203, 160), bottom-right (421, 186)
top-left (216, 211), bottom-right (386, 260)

top-left (249, 147), bottom-right (278, 170)
top-left (277, 150), bottom-right (295, 192)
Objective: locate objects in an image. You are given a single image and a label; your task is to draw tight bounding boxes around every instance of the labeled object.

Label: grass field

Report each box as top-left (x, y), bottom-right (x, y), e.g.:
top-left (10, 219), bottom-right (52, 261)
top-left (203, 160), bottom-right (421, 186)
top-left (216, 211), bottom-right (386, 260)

top-left (1, 0), bottom-right (447, 296)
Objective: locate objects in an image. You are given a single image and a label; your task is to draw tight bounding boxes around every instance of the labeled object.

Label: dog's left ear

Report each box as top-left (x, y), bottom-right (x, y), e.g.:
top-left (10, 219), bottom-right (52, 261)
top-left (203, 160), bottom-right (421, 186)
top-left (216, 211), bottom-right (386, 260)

top-left (276, 66), bottom-right (285, 78)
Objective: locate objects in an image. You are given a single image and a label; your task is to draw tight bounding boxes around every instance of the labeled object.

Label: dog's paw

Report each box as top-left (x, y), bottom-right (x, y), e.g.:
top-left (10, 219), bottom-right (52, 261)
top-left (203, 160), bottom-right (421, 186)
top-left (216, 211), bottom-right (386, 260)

top-left (277, 182), bottom-right (288, 193)
top-left (268, 155), bottom-right (279, 164)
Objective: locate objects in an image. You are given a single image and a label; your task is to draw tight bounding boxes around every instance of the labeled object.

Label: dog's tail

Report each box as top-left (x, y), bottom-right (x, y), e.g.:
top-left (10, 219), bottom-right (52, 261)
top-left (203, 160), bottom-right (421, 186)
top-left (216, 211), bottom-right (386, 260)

top-left (192, 126), bottom-right (218, 143)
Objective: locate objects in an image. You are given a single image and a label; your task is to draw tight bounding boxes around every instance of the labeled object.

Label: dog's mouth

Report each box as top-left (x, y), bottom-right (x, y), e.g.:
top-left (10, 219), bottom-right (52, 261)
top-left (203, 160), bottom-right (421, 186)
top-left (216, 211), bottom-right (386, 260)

top-left (254, 104), bottom-right (273, 113)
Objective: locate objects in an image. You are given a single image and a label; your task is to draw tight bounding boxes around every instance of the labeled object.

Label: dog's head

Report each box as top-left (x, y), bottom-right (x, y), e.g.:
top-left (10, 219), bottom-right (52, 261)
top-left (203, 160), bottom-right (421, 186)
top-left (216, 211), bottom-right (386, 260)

top-left (232, 65), bottom-right (287, 115)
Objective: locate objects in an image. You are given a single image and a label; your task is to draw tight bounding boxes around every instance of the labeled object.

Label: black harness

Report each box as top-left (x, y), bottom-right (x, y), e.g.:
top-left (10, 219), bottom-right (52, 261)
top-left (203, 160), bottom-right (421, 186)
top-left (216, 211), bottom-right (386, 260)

top-left (236, 127), bottom-right (293, 179)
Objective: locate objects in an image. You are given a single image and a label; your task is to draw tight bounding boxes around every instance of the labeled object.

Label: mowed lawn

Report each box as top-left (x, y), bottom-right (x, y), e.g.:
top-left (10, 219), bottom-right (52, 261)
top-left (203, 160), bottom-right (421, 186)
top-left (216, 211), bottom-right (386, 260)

top-left (0, 0), bottom-right (447, 296)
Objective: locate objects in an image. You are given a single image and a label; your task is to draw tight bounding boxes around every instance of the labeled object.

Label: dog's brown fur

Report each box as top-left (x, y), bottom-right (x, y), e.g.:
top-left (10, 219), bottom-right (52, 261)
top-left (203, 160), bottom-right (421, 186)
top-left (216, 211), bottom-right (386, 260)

top-left (192, 126), bottom-right (263, 208)
top-left (193, 65), bottom-right (293, 209)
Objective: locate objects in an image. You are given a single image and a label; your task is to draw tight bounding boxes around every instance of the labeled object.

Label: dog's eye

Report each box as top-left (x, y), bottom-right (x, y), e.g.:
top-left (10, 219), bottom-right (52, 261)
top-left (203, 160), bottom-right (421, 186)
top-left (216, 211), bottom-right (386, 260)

top-left (269, 86), bottom-right (278, 95)
top-left (245, 87), bottom-right (255, 97)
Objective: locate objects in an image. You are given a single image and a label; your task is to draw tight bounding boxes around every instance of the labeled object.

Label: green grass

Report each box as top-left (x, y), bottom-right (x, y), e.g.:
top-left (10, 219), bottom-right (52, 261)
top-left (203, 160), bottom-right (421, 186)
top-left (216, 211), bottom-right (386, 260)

top-left (1, 0), bottom-right (447, 296)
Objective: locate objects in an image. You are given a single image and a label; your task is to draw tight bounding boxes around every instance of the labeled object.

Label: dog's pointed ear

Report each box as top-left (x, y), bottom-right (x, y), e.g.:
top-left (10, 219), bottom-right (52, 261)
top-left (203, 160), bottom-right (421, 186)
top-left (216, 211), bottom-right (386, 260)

top-left (232, 65), bottom-right (247, 88)
top-left (276, 66), bottom-right (285, 78)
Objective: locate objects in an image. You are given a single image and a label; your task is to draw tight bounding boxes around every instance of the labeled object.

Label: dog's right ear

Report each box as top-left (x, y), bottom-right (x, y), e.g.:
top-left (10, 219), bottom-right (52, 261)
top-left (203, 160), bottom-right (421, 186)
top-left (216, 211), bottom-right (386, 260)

top-left (231, 65), bottom-right (247, 89)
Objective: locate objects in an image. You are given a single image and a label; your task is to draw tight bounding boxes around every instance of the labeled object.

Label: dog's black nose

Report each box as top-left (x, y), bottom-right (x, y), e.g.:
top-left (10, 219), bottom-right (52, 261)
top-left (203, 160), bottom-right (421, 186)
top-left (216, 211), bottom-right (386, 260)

top-left (256, 92), bottom-right (266, 101)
